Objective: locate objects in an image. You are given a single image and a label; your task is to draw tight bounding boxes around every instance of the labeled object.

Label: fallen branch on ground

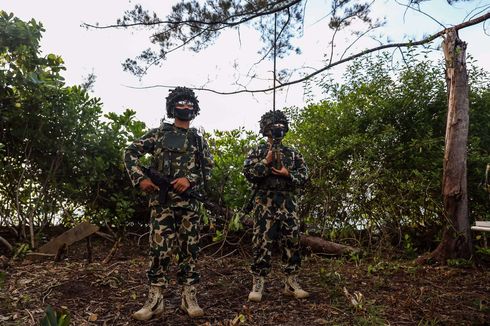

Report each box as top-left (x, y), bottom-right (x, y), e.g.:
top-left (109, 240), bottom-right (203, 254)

top-left (103, 238), bottom-right (121, 264)
top-left (300, 235), bottom-right (359, 255)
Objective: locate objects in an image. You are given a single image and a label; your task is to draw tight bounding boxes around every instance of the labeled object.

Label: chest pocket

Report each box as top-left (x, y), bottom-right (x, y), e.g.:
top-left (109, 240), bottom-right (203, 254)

top-left (153, 129), bottom-right (196, 177)
top-left (161, 130), bottom-right (189, 153)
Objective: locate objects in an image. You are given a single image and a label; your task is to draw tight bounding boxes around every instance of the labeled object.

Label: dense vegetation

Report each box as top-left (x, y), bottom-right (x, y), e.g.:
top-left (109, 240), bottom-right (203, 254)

top-left (0, 12), bottom-right (147, 247)
top-left (286, 52), bottom-right (490, 251)
top-left (1, 11), bottom-right (489, 258)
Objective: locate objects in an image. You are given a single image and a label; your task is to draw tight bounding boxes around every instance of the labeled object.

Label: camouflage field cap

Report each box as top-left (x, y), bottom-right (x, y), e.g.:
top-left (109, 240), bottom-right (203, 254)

top-left (166, 87), bottom-right (200, 119)
top-left (259, 109), bottom-right (289, 136)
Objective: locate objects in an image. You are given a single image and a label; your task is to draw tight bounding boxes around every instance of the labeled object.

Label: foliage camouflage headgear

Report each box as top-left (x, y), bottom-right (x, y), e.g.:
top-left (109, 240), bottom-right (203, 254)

top-left (259, 110), bottom-right (289, 136)
top-left (166, 87), bottom-right (200, 119)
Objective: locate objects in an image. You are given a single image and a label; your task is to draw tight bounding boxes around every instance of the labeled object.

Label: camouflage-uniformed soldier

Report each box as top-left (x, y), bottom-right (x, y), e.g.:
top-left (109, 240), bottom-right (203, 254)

top-left (243, 109), bottom-right (309, 302)
top-left (124, 87), bottom-right (213, 320)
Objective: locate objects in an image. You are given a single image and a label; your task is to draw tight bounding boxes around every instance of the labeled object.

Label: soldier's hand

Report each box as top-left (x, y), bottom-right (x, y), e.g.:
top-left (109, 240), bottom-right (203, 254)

top-left (171, 177), bottom-right (191, 194)
top-left (265, 144), bottom-right (273, 165)
top-left (271, 166), bottom-right (290, 177)
top-left (140, 178), bottom-right (159, 192)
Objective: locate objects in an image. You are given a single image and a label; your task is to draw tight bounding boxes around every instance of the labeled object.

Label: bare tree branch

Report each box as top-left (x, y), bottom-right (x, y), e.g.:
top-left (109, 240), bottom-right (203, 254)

top-left (340, 24), bottom-right (382, 61)
top-left (125, 11), bottom-right (490, 95)
top-left (395, 0), bottom-right (446, 29)
top-left (464, 3), bottom-right (490, 22)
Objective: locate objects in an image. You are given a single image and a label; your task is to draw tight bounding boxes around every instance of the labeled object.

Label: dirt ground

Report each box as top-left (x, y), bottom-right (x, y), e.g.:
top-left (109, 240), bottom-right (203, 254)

top-left (0, 231), bottom-right (489, 326)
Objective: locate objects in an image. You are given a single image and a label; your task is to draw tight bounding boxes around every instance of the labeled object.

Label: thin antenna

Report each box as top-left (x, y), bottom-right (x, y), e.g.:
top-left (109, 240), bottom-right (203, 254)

top-left (273, 12), bottom-right (277, 112)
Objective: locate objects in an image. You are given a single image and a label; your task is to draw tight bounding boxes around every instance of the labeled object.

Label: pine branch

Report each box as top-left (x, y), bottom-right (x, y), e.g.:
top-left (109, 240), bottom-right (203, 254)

top-left (125, 11), bottom-right (490, 95)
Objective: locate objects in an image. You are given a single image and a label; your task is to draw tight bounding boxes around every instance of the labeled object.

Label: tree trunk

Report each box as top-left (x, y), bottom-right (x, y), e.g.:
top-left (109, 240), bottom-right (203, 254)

top-left (28, 214), bottom-right (35, 249)
top-left (417, 28), bottom-right (472, 264)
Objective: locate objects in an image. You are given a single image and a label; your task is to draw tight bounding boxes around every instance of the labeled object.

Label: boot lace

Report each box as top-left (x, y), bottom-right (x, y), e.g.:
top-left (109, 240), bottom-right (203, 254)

top-left (145, 286), bottom-right (162, 310)
top-left (185, 286), bottom-right (199, 309)
top-left (253, 277), bottom-right (264, 292)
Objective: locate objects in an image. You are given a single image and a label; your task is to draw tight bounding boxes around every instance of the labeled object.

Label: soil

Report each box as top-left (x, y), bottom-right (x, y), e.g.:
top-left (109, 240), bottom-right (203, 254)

top-left (0, 229), bottom-right (489, 325)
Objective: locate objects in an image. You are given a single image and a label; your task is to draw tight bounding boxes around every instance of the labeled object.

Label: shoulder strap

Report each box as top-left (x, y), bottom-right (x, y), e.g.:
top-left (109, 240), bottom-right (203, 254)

top-left (151, 124), bottom-right (172, 172)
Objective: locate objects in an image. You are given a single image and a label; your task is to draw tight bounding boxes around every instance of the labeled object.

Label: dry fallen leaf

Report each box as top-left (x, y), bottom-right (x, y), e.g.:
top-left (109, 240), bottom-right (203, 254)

top-left (88, 313), bottom-right (98, 321)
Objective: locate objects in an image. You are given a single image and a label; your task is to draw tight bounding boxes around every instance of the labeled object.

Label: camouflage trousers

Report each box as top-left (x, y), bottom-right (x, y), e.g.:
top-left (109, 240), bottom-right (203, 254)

top-left (251, 190), bottom-right (302, 277)
top-left (147, 206), bottom-right (201, 286)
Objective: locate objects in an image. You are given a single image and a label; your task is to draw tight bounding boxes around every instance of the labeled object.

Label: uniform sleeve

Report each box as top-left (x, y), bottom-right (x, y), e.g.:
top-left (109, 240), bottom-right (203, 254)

top-left (123, 129), bottom-right (158, 187)
top-left (289, 149), bottom-right (308, 187)
top-left (243, 146), bottom-right (270, 183)
top-left (187, 136), bottom-right (214, 188)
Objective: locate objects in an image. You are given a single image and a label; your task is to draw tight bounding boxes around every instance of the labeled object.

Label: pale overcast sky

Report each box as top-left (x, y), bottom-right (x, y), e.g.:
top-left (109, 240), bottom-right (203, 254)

top-left (2, 0), bottom-right (489, 133)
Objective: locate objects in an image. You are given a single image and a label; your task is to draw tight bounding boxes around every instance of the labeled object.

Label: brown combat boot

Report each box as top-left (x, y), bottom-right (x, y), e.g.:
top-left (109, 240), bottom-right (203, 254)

top-left (132, 285), bottom-right (164, 320)
top-left (284, 275), bottom-right (309, 299)
top-left (181, 285), bottom-right (204, 318)
top-left (248, 275), bottom-right (265, 302)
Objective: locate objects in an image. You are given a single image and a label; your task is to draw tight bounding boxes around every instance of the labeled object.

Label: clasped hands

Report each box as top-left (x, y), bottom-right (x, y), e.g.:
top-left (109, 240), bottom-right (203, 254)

top-left (139, 177), bottom-right (190, 194)
top-left (264, 147), bottom-right (290, 177)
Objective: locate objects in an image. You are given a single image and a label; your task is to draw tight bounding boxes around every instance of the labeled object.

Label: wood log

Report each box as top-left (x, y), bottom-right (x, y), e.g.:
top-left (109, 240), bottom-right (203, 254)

top-left (25, 252), bottom-right (56, 257)
top-left (300, 235), bottom-right (359, 255)
top-left (25, 252), bottom-right (56, 264)
top-left (37, 221), bottom-right (99, 255)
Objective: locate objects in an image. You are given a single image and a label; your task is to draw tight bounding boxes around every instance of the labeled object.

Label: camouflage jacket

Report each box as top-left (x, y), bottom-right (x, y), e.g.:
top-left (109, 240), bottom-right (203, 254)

top-left (124, 122), bottom-right (213, 211)
top-left (243, 142), bottom-right (308, 193)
